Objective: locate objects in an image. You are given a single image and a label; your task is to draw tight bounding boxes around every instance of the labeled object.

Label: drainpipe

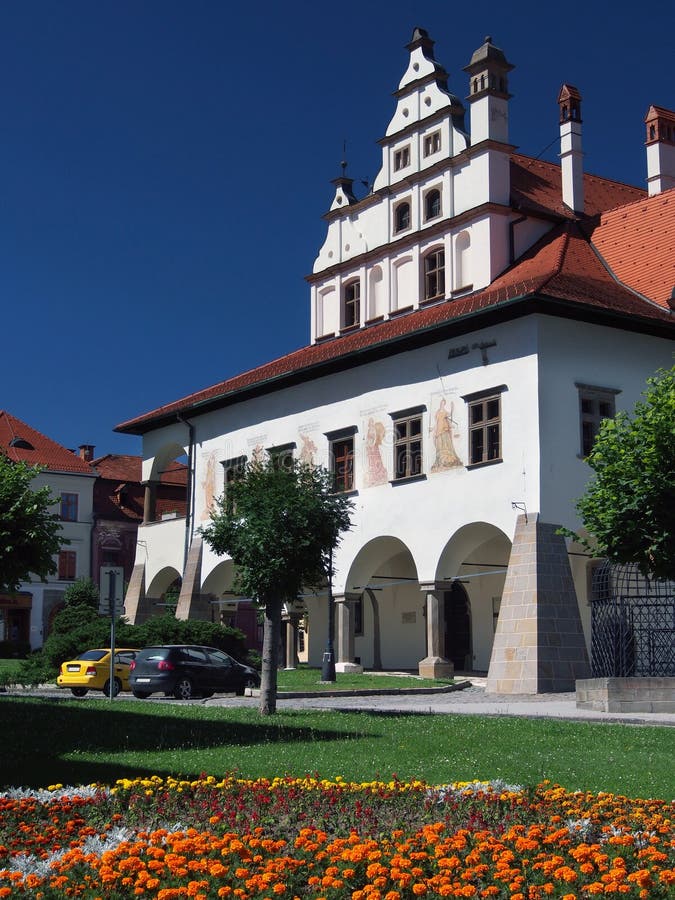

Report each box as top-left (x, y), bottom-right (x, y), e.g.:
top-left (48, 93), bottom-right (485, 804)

top-left (176, 412), bottom-right (196, 573)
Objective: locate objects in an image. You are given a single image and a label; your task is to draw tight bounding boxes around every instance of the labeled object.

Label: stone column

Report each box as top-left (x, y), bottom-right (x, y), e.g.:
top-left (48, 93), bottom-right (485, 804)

top-left (486, 513), bottom-right (590, 694)
top-left (124, 562), bottom-right (148, 624)
top-left (283, 612), bottom-right (300, 669)
top-left (335, 593), bottom-right (363, 673)
top-left (175, 535), bottom-right (210, 621)
top-left (418, 583), bottom-right (454, 679)
top-left (142, 481), bottom-right (158, 524)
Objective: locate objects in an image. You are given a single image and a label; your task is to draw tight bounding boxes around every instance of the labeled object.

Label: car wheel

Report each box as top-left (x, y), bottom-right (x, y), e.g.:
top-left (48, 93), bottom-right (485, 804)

top-left (102, 678), bottom-right (122, 698)
top-left (173, 677), bottom-right (193, 701)
top-left (236, 676), bottom-right (258, 696)
top-left (71, 687), bottom-right (88, 697)
top-left (132, 690), bottom-right (151, 699)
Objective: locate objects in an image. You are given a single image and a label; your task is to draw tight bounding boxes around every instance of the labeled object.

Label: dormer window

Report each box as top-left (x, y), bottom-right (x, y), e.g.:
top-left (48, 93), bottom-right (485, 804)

top-left (394, 146), bottom-right (410, 171)
top-left (424, 189), bottom-right (441, 221)
top-left (394, 201), bottom-right (411, 233)
top-left (343, 280), bottom-right (360, 328)
top-left (423, 131), bottom-right (441, 157)
top-left (423, 248), bottom-right (445, 301)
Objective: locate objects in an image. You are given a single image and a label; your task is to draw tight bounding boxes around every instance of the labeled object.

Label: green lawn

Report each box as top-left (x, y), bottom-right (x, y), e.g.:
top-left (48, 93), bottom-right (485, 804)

top-left (277, 666), bottom-right (453, 691)
top-left (1, 696), bottom-right (672, 799)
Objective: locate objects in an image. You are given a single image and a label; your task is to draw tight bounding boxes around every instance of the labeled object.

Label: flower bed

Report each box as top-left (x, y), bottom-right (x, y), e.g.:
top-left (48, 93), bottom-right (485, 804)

top-left (0, 777), bottom-right (672, 898)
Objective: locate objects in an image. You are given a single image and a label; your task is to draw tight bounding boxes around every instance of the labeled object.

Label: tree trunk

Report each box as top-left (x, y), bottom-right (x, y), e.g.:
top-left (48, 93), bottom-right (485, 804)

top-left (259, 596), bottom-right (281, 715)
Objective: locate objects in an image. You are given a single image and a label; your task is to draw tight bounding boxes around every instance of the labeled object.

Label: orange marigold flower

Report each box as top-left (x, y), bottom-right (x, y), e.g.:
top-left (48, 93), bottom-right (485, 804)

top-left (412, 883), bottom-right (427, 895)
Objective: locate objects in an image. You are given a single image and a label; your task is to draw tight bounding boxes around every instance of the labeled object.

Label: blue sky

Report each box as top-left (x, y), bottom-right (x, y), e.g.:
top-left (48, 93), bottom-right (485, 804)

top-left (3, 0), bottom-right (674, 458)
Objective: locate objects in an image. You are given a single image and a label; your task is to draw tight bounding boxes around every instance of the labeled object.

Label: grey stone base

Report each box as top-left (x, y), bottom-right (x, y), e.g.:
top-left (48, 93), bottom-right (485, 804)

top-left (576, 677), bottom-right (675, 713)
top-left (418, 656), bottom-right (454, 680)
top-left (335, 661), bottom-right (363, 674)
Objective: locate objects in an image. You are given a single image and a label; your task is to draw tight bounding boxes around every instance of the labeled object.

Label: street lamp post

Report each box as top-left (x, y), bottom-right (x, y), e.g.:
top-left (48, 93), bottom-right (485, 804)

top-left (321, 544), bottom-right (336, 682)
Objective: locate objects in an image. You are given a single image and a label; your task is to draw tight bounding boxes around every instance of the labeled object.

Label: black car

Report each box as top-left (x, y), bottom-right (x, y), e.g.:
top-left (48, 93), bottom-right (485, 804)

top-left (128, 645), bottom-right (260, 700)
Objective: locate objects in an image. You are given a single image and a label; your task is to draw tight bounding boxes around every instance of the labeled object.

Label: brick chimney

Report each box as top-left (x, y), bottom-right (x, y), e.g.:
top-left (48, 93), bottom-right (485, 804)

top-left (645, 105), bottom-right (675, 196)
top-left (79, 444), bottom-right (95, 462)
top-left (558, 84), bottom-right (584, 214)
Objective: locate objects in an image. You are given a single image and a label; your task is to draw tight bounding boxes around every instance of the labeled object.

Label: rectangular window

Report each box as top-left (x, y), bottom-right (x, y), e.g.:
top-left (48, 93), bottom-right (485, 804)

top-left (392, 410), bottom-right (424, 480)
top-left (394, 145), bottom-right (410, 171)
top-left (424, 249), bottom-right (445, 301)
top-left (268, 443), bottom-right (295, 472)
top-left (58, 550), bottom-right (77, 581)
top-left (221, 456), bottom-right (246, 511)
top-left (577, 384), bottom-right (619, 457)
top-left (468, 394), bottom-right (502, 465)
top-left (343, 281), bottom-right (360, 328)
top-left (330, 436), bottom-right (354, 492)
top-left (423, 131), bottom-right (441, 157)
top-left (60, 492), bottom-right (78, 522)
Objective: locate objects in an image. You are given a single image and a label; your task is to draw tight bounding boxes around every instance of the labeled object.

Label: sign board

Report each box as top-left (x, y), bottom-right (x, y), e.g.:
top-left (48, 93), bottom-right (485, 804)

top-left (99, 567), bottom-right (125, 616)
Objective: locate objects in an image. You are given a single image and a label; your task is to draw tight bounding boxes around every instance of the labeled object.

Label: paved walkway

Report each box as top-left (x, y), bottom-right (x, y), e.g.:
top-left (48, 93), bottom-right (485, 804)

top-left (205, 678), bottom-right (675, 727)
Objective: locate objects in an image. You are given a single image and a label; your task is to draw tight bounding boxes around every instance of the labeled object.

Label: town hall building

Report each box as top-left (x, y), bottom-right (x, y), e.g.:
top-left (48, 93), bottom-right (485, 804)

top-left (116, 29), bottom-right (675, 692)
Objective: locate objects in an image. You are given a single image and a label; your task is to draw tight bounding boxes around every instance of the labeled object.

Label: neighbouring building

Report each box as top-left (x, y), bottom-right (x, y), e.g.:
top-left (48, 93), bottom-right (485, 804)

top-left (0, 412), bottom-right (96, 649)
top-left (116, 30), bottom-right (675, 692)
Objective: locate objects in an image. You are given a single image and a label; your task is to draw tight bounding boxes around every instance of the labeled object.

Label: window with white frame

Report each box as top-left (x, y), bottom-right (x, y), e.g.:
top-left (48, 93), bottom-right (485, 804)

top-left (394, 145), bottom-right (410, 171)
top-left (394, 200), bottom-right (411, 233)
top-left (221, 456), bottom-right (246, 511)
top-left (423, 248), bottom-right (445, 301)
top-left (424, 188), bottom-right (441, 221)
top-left (462, 386), bottom-right (507, 467)
top-left (423, 131), bottom-right (441, 157)
top-left (576, 384), bottom-right (620, 457)
top-left (343, 280), bottom-right (360, 328)
top-left (390, 406), bottom-right (426, 480)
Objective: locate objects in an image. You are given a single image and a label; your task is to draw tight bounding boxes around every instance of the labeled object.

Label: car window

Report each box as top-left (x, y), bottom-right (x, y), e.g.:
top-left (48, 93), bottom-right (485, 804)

top-left (77, 650), bottom-right (108, 661)
top-left (115, 651), bottom-right (136, 665)
top-left (138, 649), bottom-right (169, 662)
top-left (180, 647), bottom-right (209, 663)
top-left (207, 650), bottom-right (234, 667)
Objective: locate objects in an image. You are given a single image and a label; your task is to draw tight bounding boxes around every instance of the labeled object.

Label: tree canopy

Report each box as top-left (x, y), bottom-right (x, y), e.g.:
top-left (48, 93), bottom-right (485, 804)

top-left (569, 365), bottom-right (675, 581)
top-left (201, 456), bottom-right (354, 714)
top-left (0, 455), bottom-right (63, 593)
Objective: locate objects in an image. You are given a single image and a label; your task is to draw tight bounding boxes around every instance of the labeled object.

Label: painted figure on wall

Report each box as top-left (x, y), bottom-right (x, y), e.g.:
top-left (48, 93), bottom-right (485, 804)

top-left (365, 417), bottom-right (388, 486)
top-left (299, 432), bottom-right (317, 466)
top-left (431, 398), bottom-right (462, 471)
top-left (201, 452), bottom-right (217, 519)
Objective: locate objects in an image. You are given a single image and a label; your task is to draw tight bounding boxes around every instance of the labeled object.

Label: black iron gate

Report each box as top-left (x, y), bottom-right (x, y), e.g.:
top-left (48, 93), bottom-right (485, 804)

top-left (590, 562), bottom-right (675, 677)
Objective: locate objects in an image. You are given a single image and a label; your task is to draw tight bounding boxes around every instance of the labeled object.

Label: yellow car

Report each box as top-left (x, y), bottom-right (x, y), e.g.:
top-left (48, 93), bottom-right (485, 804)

top-left (56, 648), bottom-right (140, 697)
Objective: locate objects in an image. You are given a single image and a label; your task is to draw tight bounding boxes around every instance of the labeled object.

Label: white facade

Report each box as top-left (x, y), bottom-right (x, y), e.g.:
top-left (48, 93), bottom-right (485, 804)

top-left (119, 30), bottom-right (675, 688)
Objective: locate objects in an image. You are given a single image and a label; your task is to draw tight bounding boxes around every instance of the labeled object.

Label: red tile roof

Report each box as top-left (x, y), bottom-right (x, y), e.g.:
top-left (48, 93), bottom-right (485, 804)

top-left (589, 188), bottom-right (675, 309)
top-left (510, 153), bottom-right (646, 219)
top-left (117, 216), bottom-right (674, 434)
top-left (0, 411), bottom-right (94, 475)
top-left (92, 454), bottom-right (187, 485)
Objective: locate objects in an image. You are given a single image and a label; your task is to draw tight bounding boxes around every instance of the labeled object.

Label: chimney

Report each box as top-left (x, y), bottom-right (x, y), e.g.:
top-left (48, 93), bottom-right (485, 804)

top-left (79, 444), bottom-right (95, 462)
top-left (558, 84), bottom-right (584, 214)
top-left (645, 105), bottom-right (675, 196)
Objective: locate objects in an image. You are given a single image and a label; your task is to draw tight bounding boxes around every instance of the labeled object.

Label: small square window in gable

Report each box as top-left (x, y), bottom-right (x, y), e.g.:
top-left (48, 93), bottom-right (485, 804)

top-left (394, 145), bottom-right (410, 172)
top-left (423, 131), bottom-right (441, 157)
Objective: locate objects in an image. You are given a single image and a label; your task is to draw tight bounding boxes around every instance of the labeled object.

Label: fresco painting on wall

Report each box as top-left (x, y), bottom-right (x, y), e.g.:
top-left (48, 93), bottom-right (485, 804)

top-left (430, 396), bottom-right (462, 472)
top-left (201, 452), bottom-right (217, 519)
top-left (363, 416), bottom-right (388, 487)
top-left (299, 432), bottom-right (318, 466)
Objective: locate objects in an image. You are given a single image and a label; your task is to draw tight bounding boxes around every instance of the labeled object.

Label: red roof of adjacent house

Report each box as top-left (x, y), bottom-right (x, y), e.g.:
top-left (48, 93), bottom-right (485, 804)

top-left (589, 188), bottom-right (675, 309)
top-left (92, 454), bottom-right (188, 485)
top-left (0, 411), bottom-right (94, 475)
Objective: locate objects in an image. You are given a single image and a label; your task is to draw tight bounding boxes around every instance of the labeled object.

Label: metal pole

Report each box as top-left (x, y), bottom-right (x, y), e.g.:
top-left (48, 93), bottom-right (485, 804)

top-left (107, 569), bottom-right (116, 701)
top-left (321, 544), bottom-right (336, 682)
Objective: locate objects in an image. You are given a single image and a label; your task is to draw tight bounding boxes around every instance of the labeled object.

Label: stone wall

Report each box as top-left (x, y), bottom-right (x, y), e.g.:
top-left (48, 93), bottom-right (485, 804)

top-left (576, 677), bottom-right (675, 713)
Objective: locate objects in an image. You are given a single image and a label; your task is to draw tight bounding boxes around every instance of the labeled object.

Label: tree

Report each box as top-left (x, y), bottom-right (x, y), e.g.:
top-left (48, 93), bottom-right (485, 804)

top-left (63, 577), bottom-right (100, 609)
top-left (0, 455), bottom-right (63, 593)
top-left (201, 457), bottom-right (354, 714)
top-left (567, 366), bottom-right (675, 581)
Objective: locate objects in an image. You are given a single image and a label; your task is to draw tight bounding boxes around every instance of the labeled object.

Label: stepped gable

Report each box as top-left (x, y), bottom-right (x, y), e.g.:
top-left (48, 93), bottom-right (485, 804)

top-left (588, 187), bottom-right (675, 308)
top-left (0, 410), bottom-right (93, 474)
top-left (116, 219), bottom-right (673, 435)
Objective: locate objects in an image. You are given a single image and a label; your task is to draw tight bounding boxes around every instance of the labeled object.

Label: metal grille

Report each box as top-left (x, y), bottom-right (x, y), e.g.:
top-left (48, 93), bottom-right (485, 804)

top-left (590, 562), bottom-right (675, 677)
